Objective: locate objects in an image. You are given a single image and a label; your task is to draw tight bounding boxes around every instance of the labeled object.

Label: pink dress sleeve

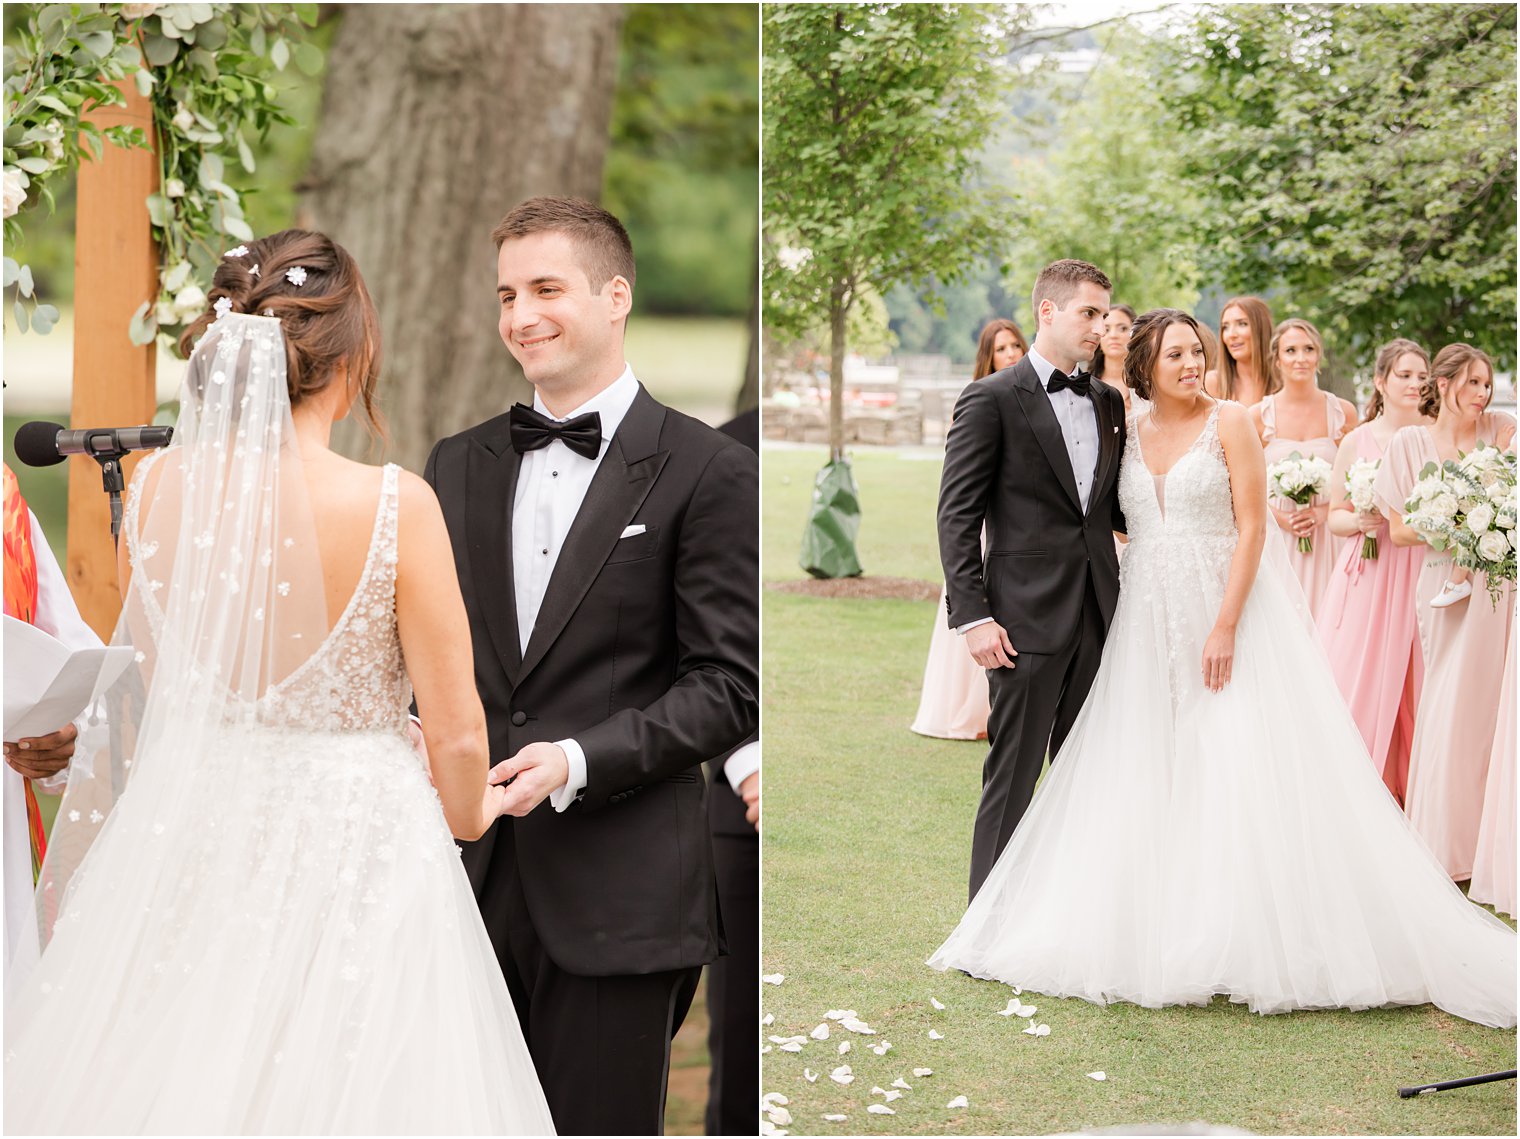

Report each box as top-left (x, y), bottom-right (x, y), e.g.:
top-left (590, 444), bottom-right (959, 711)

top-left (1373, 426), bottom-right (1429, 517)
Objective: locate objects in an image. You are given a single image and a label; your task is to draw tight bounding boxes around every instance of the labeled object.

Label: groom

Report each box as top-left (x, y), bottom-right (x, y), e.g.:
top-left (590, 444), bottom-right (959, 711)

top-left (937, 259), bottom-right (1127, 901)
top-left (423, 196), bottom-right (759, 1135)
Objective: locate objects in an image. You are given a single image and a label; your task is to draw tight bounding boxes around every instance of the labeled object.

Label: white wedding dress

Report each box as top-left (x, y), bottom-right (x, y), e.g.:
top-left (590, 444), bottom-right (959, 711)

top-left (929, 402), bottom-right (1517, 1029)
top-left (5, 316), bottom-right (556, 1134)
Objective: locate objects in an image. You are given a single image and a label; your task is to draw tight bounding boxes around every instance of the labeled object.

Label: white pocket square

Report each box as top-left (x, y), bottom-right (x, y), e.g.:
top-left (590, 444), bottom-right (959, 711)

top-left (619, 524), bottom-right (647, 539)
top-left (1113, 426), bottom-right (1119, 433)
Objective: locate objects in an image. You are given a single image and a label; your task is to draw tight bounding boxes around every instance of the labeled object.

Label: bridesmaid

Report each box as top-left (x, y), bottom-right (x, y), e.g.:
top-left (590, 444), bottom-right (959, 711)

top-left (1209, 295), bottom-right (1274, 405)
top-left (1470, 628), bottom-right (1515, 918)
top-left (1251, 318), bottom-right (1357, 616)
top-left (1092, 303), bottom-right (1137, 411)
top-left (911, 319), bottom-right (1026, 740)
top-left (1375, 344), bottom-right (1516, 881)
top-left (1317, 338), bottom-right (1431, 804)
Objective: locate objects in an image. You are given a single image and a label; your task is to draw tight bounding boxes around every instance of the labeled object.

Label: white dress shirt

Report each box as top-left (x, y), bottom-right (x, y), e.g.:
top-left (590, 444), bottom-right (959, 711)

top-left (511, 365), bottom-right (639, 811)
top-left (957, 345), bottom-right (1101, 636)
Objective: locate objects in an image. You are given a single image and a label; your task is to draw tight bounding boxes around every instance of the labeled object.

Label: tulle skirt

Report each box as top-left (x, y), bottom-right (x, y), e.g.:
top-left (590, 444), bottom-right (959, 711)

top-left (5, 726), bottom-right (556, 1134)
top-left (928, 532), bottom-right (1517, 1029)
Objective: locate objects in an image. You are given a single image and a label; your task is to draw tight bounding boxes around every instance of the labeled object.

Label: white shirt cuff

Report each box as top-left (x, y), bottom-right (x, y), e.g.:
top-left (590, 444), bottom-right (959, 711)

top-left (549, 738), bottom-right (586, 812)
top-left (723, 741), bottom-right (760, 792)
top-left (956, 617), bottom-right (995, 635)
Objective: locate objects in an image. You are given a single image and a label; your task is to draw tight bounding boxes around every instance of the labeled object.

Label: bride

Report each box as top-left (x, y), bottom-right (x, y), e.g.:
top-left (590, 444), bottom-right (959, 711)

top-left (5, 230), bottom-right (557, 1132)
top-left (929, 308), bottom-right (1516, 1030)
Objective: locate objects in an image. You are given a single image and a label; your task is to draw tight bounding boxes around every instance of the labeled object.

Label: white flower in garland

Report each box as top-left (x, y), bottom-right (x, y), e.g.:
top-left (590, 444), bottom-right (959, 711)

top-left (3, 168), bottom-right (26, 219)
top-left (171, 104), bottom-right (195, 132)
top-left (164, 178), bottom-right (186, 199)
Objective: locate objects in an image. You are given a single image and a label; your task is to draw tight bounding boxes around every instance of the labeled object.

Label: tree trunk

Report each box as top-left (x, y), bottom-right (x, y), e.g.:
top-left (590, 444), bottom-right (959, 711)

top-left (300, 3), bottom-right (624, 472)
top-left (828, 281), bottom-right (847, 462)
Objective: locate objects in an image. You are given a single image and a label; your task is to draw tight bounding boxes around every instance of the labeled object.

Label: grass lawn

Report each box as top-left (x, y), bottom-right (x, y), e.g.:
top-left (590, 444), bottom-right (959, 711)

top-left (760, 447), bottom-right (1517, 1136)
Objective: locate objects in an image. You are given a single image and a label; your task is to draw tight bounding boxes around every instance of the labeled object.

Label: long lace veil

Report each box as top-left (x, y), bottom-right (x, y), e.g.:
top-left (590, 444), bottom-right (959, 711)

top-left (10, 312), bottom-right (329, 991)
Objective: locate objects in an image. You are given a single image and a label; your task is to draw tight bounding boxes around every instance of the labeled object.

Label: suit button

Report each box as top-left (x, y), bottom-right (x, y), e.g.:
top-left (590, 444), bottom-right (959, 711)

top-left (510, 711), bottom-right (527, 727)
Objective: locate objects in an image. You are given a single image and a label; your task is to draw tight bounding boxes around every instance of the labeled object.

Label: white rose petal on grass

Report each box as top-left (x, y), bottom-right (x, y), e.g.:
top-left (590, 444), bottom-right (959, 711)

top-left (928, 1029), bottom-right (944, 1040)
top-left (761, 1045), bottom-right (773, 1054)
top-left (870, 1086), bottom-right (887, 1097)
top-left (762, 974), bottom-right (785, 986)
top-left (930, 996), bottom-right (946, 1010)
top-left (947, 1095), bottom-right (969, 1109)
top-left (1022, 1021), bottom-right (1051, 1037)
top-left (822, 1114), bottom-right (847, 1123)
top-left (810, 1023), bottom-right (831, 1040)
top-left (803, 1069), bottom-right (818, 1083)
top-left (891, 1077), bottom-right (912, 1090)
top-left (840, 1017), bottom-right (876, 1035)
top-left (767, 1107), bottom-right (794, 1127)
top-left (884, 1090), bottom-right (904, 1102)
top-left (913, 1067), bottom-right (934, 1077)
top-left (1087, 1071), bottom-right (1107, 1081)
top-left (869, 1042), bottom-right (892, 1055)
top-left (825, 1008), bottom-right (856, 1020)
top-left (830, 1065), bottom-right (854, 1086)
top-left (867, 1105), bottom-right (896, 1116)
top-left (837, 1041), bottom-right (851, 1055)
top-left (762, 1013), bottom-right (774, 1026)
top-left (779, 1042), bottom-right (803, 1052)
top-left (762, 1092), bottom-right (789, 1108)
top-left (1000, 999), bottom-right (1037, 1018)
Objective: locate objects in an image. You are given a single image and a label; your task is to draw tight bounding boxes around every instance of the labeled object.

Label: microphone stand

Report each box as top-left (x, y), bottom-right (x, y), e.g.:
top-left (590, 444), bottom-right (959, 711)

top-left (1398, 1070), bottom-right (1515, 1097)
top-left (88, 450), bottom-right (128, 549)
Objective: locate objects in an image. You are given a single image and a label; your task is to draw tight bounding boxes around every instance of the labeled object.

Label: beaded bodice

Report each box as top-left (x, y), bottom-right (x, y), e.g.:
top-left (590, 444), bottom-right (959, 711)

top-left (1119, 402), bottom-right (1237, 554)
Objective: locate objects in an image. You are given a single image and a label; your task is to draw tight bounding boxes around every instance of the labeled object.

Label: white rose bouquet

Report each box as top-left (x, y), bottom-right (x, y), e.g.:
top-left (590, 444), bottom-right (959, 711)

top-left (1344, 457), bottom-right (1382, 560)
top-left (1404, 443), bottom-right (1517, 607)
top-left (1267, 451), bottom-right (1334, 553)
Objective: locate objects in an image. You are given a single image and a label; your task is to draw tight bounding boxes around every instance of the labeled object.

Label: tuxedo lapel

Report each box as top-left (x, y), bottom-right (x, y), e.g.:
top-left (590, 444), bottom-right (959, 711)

top-left (517, 386), bottom-right (669, 684)
top-left (1086, 386), bottom-right (1117, 518)
top-left (467, 426), bottom-right (525, 685)
top-left (1011, 361), bottom-right (1083, 514)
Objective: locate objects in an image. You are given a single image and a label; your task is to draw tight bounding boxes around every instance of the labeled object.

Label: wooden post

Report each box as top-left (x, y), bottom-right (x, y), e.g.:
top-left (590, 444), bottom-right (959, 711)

top-left (68, 78), bottom-right (158, 640)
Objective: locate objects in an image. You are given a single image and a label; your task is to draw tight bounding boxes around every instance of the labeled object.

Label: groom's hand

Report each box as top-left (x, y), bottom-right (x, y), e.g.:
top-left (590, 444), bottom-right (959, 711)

top-left (491, 743), bottom-right (570, 817)
top-left (966, 622), bottom-right (1018, 669)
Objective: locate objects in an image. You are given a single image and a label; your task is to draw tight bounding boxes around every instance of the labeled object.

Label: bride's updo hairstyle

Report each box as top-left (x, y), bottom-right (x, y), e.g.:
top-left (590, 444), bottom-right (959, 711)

top-left (178, 229), bottom-right (384, 435)
top-left (1122, 308), bottom-right (1204, 402)
top-left (1421, 343), bottom-right (1493, 419)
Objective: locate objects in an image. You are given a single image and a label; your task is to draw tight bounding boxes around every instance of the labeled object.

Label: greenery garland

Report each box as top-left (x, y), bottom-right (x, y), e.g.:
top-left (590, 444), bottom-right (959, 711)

top-left (3, 2), bottom-right (318, 348)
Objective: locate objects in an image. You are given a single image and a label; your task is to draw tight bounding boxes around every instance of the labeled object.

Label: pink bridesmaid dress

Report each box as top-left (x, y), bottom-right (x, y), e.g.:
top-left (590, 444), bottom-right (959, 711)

top-left (1470, 619), bottom-right (1515, 918)
top-left (1262, 391), bottom-right (1346, 617)
top-left (910, 589), bottom-right (990, 740)
top-left (1318, 422), bottom-right (1424, 804)
top-left (1375, 414), bottom-right (1516, 880)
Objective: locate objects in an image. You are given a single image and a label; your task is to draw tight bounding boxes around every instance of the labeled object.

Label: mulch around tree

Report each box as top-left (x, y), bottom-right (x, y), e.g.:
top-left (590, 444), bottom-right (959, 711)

top-left (768, 576), bottom-right (941, 601)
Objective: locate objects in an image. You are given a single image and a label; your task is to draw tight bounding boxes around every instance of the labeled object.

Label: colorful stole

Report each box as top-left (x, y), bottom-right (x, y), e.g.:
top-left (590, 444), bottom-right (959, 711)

top-left (3, 463), bottom-right (49, 878)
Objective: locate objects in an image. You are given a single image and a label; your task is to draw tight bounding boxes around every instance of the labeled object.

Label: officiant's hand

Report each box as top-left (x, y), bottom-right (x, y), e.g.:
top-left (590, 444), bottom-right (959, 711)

top-left (491, 742), bottom-right (569, 817)
top-left (966, 621), bottom-right (1018, 669)
top-left (4, 723), bottom-right (77, 780)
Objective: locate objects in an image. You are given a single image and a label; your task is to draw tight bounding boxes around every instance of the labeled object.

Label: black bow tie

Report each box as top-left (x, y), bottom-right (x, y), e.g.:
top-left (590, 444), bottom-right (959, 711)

top-left (508, 404), bottom-right (602, 460)
top-left (1046, 368), bottom-right (1092, 397)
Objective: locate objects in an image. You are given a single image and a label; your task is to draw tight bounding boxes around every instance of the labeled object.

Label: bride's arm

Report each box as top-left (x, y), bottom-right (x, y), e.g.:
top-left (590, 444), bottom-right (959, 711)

top-left (394, 470), bottom-right (501, 841)
top-left (1204, 403), bottom-right (1269, 692)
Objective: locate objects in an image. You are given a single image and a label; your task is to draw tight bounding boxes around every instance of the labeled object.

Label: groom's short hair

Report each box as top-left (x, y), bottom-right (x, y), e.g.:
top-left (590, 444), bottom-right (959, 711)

top-left (1031, 259), bottom-right (1111, 322)
top-left (491, 197), bottom-right (636, 292)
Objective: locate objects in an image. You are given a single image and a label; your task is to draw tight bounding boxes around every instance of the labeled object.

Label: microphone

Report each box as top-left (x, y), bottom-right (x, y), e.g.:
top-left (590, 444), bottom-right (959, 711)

top-left (13, 420), bottom-right (173, 467)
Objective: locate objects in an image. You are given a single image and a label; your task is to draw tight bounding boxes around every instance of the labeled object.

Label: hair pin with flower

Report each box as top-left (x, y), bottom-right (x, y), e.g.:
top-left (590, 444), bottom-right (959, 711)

top-left (223, 245), bottom-right (250, 259)
top-left (213, 297), bottom-right (233, 319)
top-left (286, 266), bottom-right (308, 287)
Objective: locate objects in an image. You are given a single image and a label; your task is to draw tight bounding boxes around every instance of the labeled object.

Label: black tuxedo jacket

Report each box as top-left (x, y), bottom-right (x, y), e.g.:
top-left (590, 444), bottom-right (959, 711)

top-left (424, 384), bottom-right (759, 976)
top-left (937, 356), bottom-right (1127, 652)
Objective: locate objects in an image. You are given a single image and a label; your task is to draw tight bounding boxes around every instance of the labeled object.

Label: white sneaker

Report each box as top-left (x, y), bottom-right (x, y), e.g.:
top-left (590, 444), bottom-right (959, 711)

top-left (1430, 579), bottom-right (1472, 608)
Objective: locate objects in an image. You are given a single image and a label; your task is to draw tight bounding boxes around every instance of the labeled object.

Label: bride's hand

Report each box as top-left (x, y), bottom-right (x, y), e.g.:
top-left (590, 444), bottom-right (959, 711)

top-left (1202, 625), bottom-right (1235, 692)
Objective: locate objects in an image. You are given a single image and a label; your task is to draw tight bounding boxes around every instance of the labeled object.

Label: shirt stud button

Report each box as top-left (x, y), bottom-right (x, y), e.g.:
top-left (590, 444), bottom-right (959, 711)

top-left (541, 548), bottom-right (548, 555)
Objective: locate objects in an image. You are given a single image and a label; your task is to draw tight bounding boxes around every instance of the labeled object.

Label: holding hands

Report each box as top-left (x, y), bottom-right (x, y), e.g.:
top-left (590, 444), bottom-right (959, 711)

top-left (490, 742), bottom-right (569, 817)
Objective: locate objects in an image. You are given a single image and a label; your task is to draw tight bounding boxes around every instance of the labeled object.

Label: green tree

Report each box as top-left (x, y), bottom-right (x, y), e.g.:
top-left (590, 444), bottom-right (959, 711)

top-left (1149, 2), bottom-right (1517, 367)
top-left (763, 2), bottom-right (1026, 461)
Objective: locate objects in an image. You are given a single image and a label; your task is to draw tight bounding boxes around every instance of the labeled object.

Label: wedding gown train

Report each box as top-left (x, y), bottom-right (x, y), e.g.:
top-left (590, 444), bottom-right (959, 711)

top-left (929, 403), bottom-right (1516, 1029)
top-left (4, 465), bottom-right (557, 1134)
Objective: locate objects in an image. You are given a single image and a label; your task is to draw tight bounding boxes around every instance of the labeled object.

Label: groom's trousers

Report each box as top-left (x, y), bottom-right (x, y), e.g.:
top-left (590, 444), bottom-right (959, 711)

top-left (476, 824), bottom-right (702, 1136)
top-left (970, 573), bottom-right (1106, 901)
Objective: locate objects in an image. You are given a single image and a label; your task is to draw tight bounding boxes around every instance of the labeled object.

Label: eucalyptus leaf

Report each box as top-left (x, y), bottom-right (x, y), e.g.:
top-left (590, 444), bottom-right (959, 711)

top-left (236, 132), bottom-right (256, 174)
top-left (134, 68), bottom-right (154, 97)
top-left (222, 216), bottom-right (255, 243)
top-left (31, 304), bottom-right (58, 335)
top-left (35, 94), bottom-right (70, 114)
top-left (17, 265), bottom-right (33, 297)
top-left (142, 33), bottom-right (179, 66)
top-left (270, 37), bottom-right (289, 71)
top-left (13, 300), bottom-right (29, 334)
top-left (145, 193), bottom-right (169, 227)
top-left (293, 41), bottom-right (323, 76)
top-left (78, 30), bottom-right (113, 59)
top-left (15, 157), bottom-right (51, 174)
top-left (2, 258), bottom-right (19, 288)
top-left (165, 261), bottom-right (192, 292)
top-left (128, 300), bottom-right (157, 346)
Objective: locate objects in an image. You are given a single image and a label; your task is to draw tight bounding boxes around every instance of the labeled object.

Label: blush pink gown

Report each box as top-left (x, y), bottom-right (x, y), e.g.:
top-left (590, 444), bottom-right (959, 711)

top-left (1375, 415), bottom-right (1516, 881)
top-left (1317, 423), bottom-right (1424, 804)
top-left (1470, 621), bottom-right (1515, 918)
top-left (910, 589), bottom-right (990, 740)
top-left (1261, 391), bottom-right (1347, 618)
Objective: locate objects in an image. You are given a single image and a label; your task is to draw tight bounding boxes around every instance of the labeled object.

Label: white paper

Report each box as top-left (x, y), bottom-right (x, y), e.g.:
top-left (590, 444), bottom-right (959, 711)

top-left (4, 617), bottom-right (133, 741)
